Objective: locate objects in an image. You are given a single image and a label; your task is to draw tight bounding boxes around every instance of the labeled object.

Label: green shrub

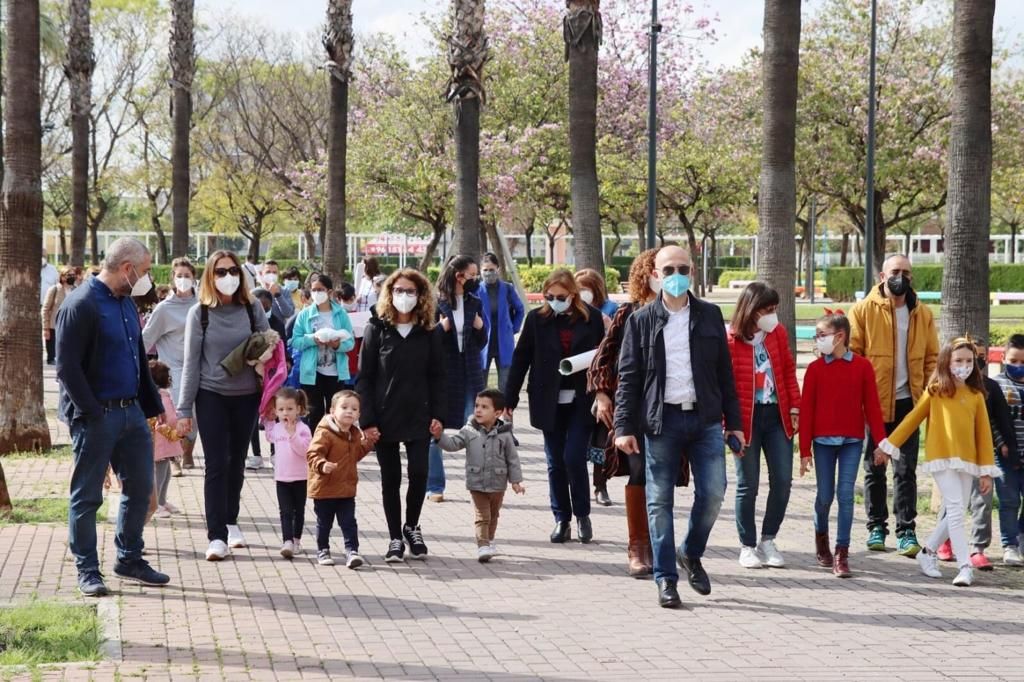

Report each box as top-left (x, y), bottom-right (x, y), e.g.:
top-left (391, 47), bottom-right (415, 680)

top-left (515, 264), bottom-right (620, 293)
top-left (266, 237), bottom-right (299, 261)
top-left (717, 270), bottom-right (756, 288)
top-left (990, 324), bottom-right (1024, 347)
top-left (716, 256), bottom-right (751, 269)
top-left (826, 264), bottom-right (1024, 301)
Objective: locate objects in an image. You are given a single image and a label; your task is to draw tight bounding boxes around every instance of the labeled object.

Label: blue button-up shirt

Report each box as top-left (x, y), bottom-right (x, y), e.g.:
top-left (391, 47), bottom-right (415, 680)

top-left (89, 277), bottom-right (141, 400)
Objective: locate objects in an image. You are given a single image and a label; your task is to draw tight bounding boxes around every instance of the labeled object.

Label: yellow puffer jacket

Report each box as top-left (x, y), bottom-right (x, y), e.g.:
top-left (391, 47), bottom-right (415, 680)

top-left (849, 284), bottom-right (939, 422)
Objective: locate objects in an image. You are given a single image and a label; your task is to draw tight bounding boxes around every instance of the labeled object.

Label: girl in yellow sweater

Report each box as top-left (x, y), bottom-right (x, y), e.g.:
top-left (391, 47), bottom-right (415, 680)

top-left (874, 337), bottom-right (1001, 587)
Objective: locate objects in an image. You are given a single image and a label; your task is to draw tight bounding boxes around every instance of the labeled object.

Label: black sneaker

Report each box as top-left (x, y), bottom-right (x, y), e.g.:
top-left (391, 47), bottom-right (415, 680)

top-left (385, 538), bottom-right (405, 563)
top-left (403, 525), bottom-right (428, 560)
top-left (317, 549), bottom-right (335, 566)
top-left (78, 570), bottom-right (109, 597)
top-left (113, 559), bottom-right (169, 587)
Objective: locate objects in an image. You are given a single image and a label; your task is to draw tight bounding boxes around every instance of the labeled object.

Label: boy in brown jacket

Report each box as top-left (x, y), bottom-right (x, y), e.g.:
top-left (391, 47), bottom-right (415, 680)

top-left (307, 390), bottom-right (376, 568)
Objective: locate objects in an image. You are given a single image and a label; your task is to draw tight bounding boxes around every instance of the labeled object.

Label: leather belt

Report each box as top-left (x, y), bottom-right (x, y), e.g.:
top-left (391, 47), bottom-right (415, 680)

top-left (100, 398), bottom-right (137, 409)
top-left (665, 401), bottom-right (697, 412)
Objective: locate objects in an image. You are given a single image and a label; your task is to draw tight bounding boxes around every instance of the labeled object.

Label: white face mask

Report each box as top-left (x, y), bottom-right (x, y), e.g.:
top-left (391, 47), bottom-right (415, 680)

top-left (648, 275), bottom-right (662, 295)
top-left (42, 257), bottom-right (48, 267)
top-left (548, 297), bottom-right (572, 315)
top-left (579, 289), bottom-right (595, 305)
top-left (215, 274), bottom-right (240, 296)
top-left (174, 277), bottom-right (193, 294)
top-left (951, 365), bottom-right (973, 381)
top-left (311, 291), bottom-right (329, 307)
top-left (756, 313), bottom-right (779, 333)
top-left (393, 292), bottom-right (418, 314)
top-left (128, 268), bottom-right (153, 297)
top-left (815, 334), bottom-right (836, 356)
top-left (343, 302), bottom-right (358, 312)
top-left (263, 273), bottom-right (278, 285)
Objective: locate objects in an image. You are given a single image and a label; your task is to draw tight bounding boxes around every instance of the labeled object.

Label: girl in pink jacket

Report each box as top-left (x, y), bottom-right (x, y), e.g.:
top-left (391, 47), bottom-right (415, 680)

top-left (149, 361), bottom-right (182, 519)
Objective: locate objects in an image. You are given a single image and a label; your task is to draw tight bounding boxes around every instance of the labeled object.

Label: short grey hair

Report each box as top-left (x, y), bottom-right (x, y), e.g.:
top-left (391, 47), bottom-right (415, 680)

top-left (103, 238), bottom-right (150, 273)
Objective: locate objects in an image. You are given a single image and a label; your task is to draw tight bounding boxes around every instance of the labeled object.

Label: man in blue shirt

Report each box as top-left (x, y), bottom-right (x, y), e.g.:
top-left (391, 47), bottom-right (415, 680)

top-left (56, 238), bottom-right (170, 596)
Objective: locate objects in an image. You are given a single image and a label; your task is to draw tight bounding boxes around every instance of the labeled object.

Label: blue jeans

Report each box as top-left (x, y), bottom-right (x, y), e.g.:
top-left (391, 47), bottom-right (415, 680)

top-left (813, 440), bottom-right (863, 548)
top-left (995, 455), bottom-right (1024, 548)
top-left (427, 386), bottom-right (477, 495)
top-left (644, 407), bottom-right (727, 583)
top-left (542, 400), bottom-right (593, 522)
top-left (68, 403), bottom-right (153, 573)
top-left (484, 356), bottom-right (511, 394)
top-left (734, 404), bottom-right (793, 547)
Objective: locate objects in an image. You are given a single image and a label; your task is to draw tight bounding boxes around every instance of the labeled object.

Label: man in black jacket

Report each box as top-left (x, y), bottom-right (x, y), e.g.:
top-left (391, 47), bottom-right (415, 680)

top-left (56, 238), bottom-right (169, 597)
top-left (614, 246), bottom-right (743, 608)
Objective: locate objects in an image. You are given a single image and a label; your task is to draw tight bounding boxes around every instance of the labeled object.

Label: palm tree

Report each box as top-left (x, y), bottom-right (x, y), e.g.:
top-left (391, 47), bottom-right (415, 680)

top-left (322, 0), bottom-right (353, 281)
top-left (941, 0), bottom-right (995, 344)
top-left (564, 0), bottom-right (602, 273)
top-left (756, 0), bottom-right (801, 349)
top-left (0, 0), bottom-right (52, 457)
top-left (445, 0), bottom-right (489, 258)
top-left (170, 0), bottom-right (195, 259)
top-left (65, 0), bottom-right (93, 267)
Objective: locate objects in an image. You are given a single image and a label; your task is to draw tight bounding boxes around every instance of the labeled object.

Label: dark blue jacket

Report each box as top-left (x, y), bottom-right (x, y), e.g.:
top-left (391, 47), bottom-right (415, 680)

top-left (479, 280), bottom-right (525, 368)
top-left (437, 292), bottom-right (489, 426)
top-left (55, 281), bottom-right (163, 423)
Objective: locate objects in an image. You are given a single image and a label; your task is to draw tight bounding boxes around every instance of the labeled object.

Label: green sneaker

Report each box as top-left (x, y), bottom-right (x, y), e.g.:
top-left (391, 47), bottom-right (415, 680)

top-left (867, 527), bottom-right (887, 551)
top-left (897, 532), bottom-right (921, 557)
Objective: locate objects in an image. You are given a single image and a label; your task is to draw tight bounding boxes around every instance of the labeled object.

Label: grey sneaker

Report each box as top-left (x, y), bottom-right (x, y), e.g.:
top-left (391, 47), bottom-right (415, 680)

top-left (317, 549), bottom-right (334, 566)
top-left (345, 551), bottom-right (364, 569)
top-left (78, 570), bottom-right (109, 597)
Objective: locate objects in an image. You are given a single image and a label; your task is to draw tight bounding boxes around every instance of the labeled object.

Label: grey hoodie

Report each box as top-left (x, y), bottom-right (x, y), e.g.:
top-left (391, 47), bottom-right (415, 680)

top-left (437, 418), bottom-right (523, 493)
top-left (142, 292), bottom-right (196, 402)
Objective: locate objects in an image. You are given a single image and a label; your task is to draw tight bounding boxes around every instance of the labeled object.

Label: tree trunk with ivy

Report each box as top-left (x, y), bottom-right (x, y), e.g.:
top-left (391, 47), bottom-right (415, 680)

top-left (322, 0), bottom-right (353, 283)
top-left (170, 0), bottom-right (195, 258)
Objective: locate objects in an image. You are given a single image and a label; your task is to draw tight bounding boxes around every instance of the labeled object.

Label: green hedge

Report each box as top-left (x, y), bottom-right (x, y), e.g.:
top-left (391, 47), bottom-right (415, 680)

top-left (826, 264), bottom-right (1024, 301)
top-left (989, 324), bottom-right (1024, 347)
top-left (517, 265), bottom-right (621, 294)
top-left (717, 256), bottom-right (751, 269)
top-left (717, 270), bottom-right (757, 288)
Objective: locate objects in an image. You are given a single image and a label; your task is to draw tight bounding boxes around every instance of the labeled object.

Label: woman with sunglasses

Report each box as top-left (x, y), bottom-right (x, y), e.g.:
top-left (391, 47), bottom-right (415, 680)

top-left (505, 268), bottom-right (605, 543)
top-left (176, 250), bottom-right (270, 561)
top-left (358, 269), bottom-right (446, 563)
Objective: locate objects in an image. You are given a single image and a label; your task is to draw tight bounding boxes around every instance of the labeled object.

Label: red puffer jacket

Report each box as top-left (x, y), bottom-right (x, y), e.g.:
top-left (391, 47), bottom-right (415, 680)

top-left (726, 326), bottom-right (800, 441)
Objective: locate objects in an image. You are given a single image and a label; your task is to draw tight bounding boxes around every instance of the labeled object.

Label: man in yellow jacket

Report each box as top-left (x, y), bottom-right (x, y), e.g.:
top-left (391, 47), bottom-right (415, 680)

top-left (849, 254), bottom-right (939, 557)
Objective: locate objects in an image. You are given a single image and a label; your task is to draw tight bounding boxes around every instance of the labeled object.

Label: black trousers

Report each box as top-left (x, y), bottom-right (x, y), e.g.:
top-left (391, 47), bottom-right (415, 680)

top-left (376, 438), bottom-right (430, 540)
top-left (314, 497), bottom-right (358, 552)
top-left (196, 390), bottom-right (260, 542)
top-left (276, 480), bottom-right (307, 541)
top-left (45, 331), bottom-right (55, 364)
top-left (863, 397), bottom-right (920, 535)
top-left (250, 421), bottom-right (275, 459)
top-left (302, 372), bottom-right (345, 430)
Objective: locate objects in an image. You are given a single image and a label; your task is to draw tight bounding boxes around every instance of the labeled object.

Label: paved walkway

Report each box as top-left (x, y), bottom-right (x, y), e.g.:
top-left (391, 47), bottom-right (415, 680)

top-left (2, 368), bottom-right (1023, 680)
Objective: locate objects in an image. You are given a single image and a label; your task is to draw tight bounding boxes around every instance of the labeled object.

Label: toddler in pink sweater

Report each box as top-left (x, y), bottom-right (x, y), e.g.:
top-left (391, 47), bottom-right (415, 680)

top-left (263, 387), bottom-right (313, 558)
top-left (149, 361), bottom-right (182, 520)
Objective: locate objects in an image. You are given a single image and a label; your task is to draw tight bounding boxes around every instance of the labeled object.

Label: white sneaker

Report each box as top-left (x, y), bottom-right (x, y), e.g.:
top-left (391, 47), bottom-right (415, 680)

top-left (205, 539), bottom-right (229, 561)
top-left (293, 539), bottom-right (303, 556)
top-left (758, 539), bottom-right (786, 568)
top-left (738, 546), bottom-right (763, 569)
top-left (917, 549), bottom-right (943, 578)
top-left (280, 540), bottom-right (294, 559)
top-left (163, 502), bottom-right (180, 514)
top-left (477, 545), bottom-right (496, 563)
top-left (245, 456), bottom-right (263, 470)
top-left (488, 542), bottom-right (499, 557)
top-left (345, 551), bottom-right (364, 569)
top-left (1003, 545), bottom-right (1024, 566)
top-left (154, 506), bottom-right (171, 519)
top-left (952, 565), bottom-right (974, 587)
top-left (227, 525), bottom-right (246, 548)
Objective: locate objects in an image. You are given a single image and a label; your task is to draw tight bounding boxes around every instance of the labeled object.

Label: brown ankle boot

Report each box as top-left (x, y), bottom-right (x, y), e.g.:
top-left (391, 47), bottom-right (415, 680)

top-left (815, 531), bottom-right (833, 567)
top-left (624, 485), bottom-right (651, 578)
top-left (181, 438), bottom-right (196, 469)
top-left (833, 545), bottom-right (851, 578)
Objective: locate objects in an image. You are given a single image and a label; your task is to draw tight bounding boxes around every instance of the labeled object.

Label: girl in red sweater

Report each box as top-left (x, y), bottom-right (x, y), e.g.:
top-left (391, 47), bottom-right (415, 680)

top-left (726, 283), bottom-right (801, 570)
top-left (800, 311), bottom-right (887, 577)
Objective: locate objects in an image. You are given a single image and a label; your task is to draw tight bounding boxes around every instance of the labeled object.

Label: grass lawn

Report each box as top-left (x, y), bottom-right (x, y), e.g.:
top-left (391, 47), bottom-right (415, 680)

top-left (714, 302), bottom-right (1024, 322)
top-left (3, 446), bottom-right (73, 461)
top-left (0, 600), bottom-right (102, 667)
top-left (0, 498), bottom-right (106, 526)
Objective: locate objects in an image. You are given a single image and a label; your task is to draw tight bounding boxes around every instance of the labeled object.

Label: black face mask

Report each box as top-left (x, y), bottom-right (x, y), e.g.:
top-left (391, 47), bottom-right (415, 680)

top-left (886, 275), bottom-right (910, 297)
top-left (462, 277), bottom-right (479, 294)
top-left (64, 277), bottom-right (76, 285)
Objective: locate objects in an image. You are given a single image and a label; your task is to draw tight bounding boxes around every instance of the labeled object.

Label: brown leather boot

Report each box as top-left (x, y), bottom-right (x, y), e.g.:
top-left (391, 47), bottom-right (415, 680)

top-left (624, 485), bottom-right (651, 578)
top-left (815, 531), bottom-right (833, 567)
top-left (181, 438), bottom-right (196, 469)
top-left (833, 545), bottom-right (851, 578)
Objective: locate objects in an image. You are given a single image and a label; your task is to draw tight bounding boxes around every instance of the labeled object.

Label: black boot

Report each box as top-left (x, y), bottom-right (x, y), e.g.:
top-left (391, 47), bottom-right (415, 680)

top-left (657, 579), bottom-right (682, 608)
top-left (577, 516), bottom-right (593, 544)
top-left (550, 520), bottom-right (571, 543)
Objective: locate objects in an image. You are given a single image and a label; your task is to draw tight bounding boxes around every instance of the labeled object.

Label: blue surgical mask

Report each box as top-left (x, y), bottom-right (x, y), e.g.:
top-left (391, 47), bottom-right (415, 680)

top-left (548, 298), bottom-right (571, 315)
top-left (1006, 364), bottom-right (1024, 382)
top-left (282, 279), bottom-right (299, 292)
top-left (662, 273), bottom-right (690, 298)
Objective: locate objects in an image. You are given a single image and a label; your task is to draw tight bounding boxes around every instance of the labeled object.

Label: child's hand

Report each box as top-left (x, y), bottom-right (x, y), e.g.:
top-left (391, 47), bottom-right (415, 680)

top-left (979, 475), bottom-right (993, 496)
top-left (322, 461), bottom-right (338, 474)
top-left (512, 482), bottom-right (525, 495)
top-left (799, 457), bottom-right (811, 477)
top-left (284, 420), bottom-right (297, 435)
top-left (872, 448), bottom-right (888, 467)
top-left (429, 420), bottom-right (443, 439)
top-left (1001, 444), bottom-right (1010, 457)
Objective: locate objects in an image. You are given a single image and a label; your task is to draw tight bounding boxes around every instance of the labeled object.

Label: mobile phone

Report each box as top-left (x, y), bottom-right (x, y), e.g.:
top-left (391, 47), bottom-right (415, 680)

top-left (726, 434), bottom-right (743, 454)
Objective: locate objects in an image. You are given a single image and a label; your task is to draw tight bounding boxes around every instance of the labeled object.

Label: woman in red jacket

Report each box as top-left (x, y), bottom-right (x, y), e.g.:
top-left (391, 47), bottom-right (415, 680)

top-left (726, 282), bottom-right (800, 570)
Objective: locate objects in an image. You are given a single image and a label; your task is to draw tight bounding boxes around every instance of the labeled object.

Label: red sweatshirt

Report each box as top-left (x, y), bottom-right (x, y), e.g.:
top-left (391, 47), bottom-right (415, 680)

top-left (799, 352), bottom-right (888, 459)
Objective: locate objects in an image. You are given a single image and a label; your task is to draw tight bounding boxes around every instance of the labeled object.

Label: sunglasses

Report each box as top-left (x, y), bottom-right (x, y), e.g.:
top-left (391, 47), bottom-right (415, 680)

top-left (544, 294), bottom-right (570, 303)
top-left (660, 265), bottom-right (691, 277)
top-left (393, 286), bottom-right (418, 296)
top-left (213, 266), bottom-right (241, 277)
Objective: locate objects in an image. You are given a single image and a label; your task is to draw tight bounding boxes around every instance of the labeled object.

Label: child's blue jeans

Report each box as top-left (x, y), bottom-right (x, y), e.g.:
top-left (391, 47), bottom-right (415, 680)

top-left (813, 440), bottom-right (863, 548)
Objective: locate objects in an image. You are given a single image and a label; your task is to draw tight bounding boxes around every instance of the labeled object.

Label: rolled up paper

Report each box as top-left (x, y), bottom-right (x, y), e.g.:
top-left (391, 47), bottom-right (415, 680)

top-left (559, 349), bottom-right (597, 376)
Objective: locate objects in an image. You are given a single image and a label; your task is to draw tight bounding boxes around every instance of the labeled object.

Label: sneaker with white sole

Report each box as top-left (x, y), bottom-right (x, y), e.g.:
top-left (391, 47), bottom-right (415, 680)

top-left (154, 506), bottom-right (171, 519)
top-left (952, 565), bottom-right (974, 587)
top-left (477, 545), bottom-right (496, 563)
top-left (917, 548), bottom-right (943, 578)
top-left (403, 525), bottom-right (428, 559)
top-left (488, 543), bottom-right (499, 557)
top-left (317, 549), bottom-right (335, 566)
top-left (205, 540), bottom-right (230, 561)
top-left (226, 525), bottom-right (246, 548)
top-left (384, 539), bottom-right (405, 563)
top-left (345, 551), bottom-right (364, 569)
top-left (163, 502), bottom-right (180, 514)
top-left (293, 539), bottom-right (303, 556)
top-left (738, 546), bottom-right (763, 569)
top-left (757, 539), bottom-right (786, 568)
top-left (245, 455), bottom-right (263, 470)
top-left (1003, 545), bottom-right (1024, 566)
top-left (280, 540), bottom-right (294, 559)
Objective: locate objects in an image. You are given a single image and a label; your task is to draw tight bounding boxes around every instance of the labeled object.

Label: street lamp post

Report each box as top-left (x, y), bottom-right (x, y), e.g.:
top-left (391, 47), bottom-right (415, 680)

top-left (646, 0), bottom-right (661, 251)
top-left (863, 0), bottom-right (879, 293)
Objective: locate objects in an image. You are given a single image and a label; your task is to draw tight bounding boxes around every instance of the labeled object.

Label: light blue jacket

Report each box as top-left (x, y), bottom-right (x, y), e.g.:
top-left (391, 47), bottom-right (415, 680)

top-left (290, 301), bottom-right (356, 385)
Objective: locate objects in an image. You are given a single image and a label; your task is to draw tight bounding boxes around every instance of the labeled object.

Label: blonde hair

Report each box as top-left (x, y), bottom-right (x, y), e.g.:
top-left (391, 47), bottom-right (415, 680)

top-left (197, 250), bottom-right (253, 307)
top-left (375, 268), bottom-right (436, 330)
top-left (539, 268), bottom-right (590, 322)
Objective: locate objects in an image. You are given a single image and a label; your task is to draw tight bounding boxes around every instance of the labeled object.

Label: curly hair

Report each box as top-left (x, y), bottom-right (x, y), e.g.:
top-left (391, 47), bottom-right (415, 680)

top-left (626, 249), bottom-right (659, 304)
top-left (376, 268), bottom-right (436, 330)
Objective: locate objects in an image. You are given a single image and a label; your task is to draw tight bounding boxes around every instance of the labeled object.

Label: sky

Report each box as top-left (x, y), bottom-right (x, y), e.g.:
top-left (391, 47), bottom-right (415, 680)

top-left (198, 0), bottom-right (1024, 70)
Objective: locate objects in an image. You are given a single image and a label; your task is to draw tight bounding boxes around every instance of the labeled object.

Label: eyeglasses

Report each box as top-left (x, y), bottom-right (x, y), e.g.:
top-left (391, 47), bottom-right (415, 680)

top-left (213, 266), bottom-right (241, 277)
top-left (393, 286), bottom-right (418, 296)
top-left (660, 265), bottom-right (691, 277)
top-left (544, 294), bottom-right (570, 303)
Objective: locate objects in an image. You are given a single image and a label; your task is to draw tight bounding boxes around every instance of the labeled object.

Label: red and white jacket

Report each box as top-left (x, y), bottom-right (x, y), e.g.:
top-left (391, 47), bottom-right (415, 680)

top-left (726, 326), bottom-right (801, 442)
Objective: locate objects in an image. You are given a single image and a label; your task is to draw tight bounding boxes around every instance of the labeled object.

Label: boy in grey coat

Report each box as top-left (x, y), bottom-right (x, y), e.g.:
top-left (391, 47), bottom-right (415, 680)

top-left (431, 389), bottom-right (525, 562)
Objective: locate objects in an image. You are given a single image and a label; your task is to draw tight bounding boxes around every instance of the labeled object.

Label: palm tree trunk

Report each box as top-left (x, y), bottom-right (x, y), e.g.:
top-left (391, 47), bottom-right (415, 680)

top-left (66, 0), bottom-right (93, 268)
top-left (564, 0), bottom-right (603, 273)
top-left (941, 0), bottom-right (994, 345)
top-left (170, 0), bottom-right (195, 258)
top-left (323, 0), bottom-right (353, 283)
top-left (757, 0), bottom-right (801, 351)
top-left (0, 0), bottom-right (51, 453)
top-left (446, 0), bottom-right (488, 259)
